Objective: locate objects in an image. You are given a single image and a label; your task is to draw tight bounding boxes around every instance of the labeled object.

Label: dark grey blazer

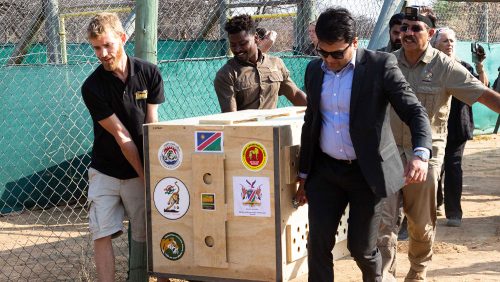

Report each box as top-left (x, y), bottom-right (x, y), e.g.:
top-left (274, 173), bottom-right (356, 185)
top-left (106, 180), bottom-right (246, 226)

top-left (299, 48), bottom-right (432, 197)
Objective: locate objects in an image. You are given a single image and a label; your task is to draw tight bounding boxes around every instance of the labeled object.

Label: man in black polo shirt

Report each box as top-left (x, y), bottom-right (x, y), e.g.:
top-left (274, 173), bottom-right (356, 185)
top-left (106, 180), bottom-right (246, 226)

top-left (81, 13), bottom-right (165, 282)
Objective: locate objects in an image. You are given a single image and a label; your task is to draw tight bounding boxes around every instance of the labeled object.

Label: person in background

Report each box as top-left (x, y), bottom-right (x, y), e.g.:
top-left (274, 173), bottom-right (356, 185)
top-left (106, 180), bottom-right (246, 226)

top-left (293, 7), bottom-right (432, 281)
top-left (378, 13), bottom-right (404, 52)
top-left (494, 67), bottom-right (500, 92)
top-left (256, 27), bottom-right (277, 53)
top-left (431, 27), bottom-right (489, 226)
top-left (382, 6), bottom-right (500, 281)
top-left (214, 14), bottom-right (307, 112)
top-left (303, 21), bottom-right (319, 55)
top-left (81, 13), bottom-right (167, 282)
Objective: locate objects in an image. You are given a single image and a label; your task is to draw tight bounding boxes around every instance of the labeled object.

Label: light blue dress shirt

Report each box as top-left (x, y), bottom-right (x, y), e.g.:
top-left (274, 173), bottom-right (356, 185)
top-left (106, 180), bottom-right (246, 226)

top-left (319, 52), bottom-right (357, 160)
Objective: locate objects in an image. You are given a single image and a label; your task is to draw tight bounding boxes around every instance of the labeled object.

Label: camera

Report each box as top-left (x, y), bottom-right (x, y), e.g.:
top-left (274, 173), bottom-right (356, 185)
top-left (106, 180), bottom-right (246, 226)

top-left (256, 27), bottom-right (267, 40)
top-left (404, 6), bottom-right (419, 21)
top-left (471, 42), bottom-right (485, 64)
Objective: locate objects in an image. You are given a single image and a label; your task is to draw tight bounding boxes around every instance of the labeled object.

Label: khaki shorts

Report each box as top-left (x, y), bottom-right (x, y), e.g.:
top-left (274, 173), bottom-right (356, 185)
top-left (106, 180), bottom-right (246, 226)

top-left (87, 167), bottom-right (146, 242)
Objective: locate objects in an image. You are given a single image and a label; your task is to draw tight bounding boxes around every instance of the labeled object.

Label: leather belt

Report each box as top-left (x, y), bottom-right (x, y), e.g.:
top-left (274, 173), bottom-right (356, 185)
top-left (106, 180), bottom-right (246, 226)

top-left (321, 151), bottom-right (357, 165)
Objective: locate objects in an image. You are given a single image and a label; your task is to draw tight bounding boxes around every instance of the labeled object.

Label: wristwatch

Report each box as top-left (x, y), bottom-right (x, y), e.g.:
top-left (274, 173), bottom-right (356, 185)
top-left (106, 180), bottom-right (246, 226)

top-left (414, 149), bottom-right (430, 162)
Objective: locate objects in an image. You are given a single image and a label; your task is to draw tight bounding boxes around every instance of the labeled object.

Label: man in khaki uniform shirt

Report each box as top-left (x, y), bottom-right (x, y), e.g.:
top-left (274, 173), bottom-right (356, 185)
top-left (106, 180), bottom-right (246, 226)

top-left (380, 6), bottom-right (500, 282)
top-left (214, 14), bottom-right (307, 112)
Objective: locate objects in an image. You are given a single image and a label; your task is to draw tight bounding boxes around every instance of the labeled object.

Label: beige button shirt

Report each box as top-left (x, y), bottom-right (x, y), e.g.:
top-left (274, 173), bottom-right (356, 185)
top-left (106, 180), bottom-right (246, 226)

top-left (391, 45), bottom-right (487, 161)
top-left (214, 51), bottom-right (300, 112)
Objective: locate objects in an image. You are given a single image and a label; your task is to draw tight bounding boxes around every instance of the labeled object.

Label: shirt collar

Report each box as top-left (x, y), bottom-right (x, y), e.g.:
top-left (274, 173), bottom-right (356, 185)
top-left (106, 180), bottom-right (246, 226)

top-left (396, 43), bottom-right (435, 67)
top-left (235, 49), bottom-right (264, 67)
top-left (320, 49), bottom-right (357, 74)
top-left (99, 54), bottom-right (133, 80)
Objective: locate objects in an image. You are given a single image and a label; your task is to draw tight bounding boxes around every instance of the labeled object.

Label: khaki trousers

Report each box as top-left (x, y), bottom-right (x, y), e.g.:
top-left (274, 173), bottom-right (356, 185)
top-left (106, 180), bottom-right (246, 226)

top-left (378, 147), bottom-right (441, 282)
top-left (378, 189), bottom-right (403, 279)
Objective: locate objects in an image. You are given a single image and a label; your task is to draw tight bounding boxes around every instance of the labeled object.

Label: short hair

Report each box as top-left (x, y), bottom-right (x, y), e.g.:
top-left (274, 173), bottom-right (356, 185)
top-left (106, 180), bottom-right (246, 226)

top-left (389, 13), bottom-right (404, 29)
top-left (430, 27), bottom-right (456, 47)
top-left (315, 7), bottom-right (356, 44)
top-left (224, 14), bottom-right (256, 35)
top-left (87, 12), bottom-right (125, 39)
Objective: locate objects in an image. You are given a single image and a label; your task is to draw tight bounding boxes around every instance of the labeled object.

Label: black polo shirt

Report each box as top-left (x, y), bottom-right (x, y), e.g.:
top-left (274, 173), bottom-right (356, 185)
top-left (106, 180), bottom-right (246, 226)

top-left (82, 56), bottom-right (165, 179)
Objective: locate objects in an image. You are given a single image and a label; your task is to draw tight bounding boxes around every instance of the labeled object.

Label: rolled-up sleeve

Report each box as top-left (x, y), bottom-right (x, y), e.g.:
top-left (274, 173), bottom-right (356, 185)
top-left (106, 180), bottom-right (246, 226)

top-left (277, 59), bottom-right (300, 97)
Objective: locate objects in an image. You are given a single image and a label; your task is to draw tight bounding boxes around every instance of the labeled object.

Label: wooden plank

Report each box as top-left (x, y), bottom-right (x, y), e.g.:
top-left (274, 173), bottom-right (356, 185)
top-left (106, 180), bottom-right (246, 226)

top-left (277, 124), bottom-right (309, 281)
top-left (285, 223), bottom-right (308, 263)
top-left (198, 107), bottom-right (306, 125)
top-left (191, 153), bottom-right (229, 268)
top-left (145, 110), bottom-right (314, 280)
top-left (283, 145), bottom-right (300, 184)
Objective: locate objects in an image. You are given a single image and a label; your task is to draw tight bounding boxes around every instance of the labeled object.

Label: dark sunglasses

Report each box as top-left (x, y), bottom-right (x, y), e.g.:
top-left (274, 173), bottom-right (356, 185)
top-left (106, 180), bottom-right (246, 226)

top-left (400, 24), bottom-right (425, 33)
top-left (316, 43), bottom-right (352, 59)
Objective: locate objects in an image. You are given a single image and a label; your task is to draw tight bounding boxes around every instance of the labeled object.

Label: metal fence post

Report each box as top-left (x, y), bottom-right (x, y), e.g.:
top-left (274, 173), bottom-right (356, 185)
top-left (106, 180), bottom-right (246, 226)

top-left (43, 0), bottom-right (61, 64)
top-left (135, 0), bottom-right (159, 64)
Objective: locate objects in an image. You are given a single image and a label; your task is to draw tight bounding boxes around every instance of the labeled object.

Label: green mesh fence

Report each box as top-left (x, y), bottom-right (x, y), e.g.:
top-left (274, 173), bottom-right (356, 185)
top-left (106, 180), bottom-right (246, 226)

top-left (0, 0), bottom-right (499, 280)
top-left (0, 54), bottom-right (313, 215)
top-left (1, 40), bottom-right (498, 215)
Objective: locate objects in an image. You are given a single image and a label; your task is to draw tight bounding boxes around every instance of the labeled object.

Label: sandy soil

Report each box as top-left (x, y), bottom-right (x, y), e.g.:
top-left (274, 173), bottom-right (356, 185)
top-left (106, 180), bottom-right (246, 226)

top-left (1, 135), bottom-right (498, 281)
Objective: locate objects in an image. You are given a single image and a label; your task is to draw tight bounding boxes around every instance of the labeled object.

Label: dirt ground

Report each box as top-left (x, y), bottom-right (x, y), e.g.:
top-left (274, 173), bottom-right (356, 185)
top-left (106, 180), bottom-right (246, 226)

top-left (1, 135), bottom-right (497, 281)
top-left (295, 134), bottom-right (500, 282)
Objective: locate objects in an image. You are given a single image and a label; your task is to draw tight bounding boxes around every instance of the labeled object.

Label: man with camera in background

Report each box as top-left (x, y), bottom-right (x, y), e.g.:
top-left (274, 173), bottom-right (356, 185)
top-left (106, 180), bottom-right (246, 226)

top-left (380, 6), bottom-right (500, 281)
top-left (433, 29), bottom-right (490, 228)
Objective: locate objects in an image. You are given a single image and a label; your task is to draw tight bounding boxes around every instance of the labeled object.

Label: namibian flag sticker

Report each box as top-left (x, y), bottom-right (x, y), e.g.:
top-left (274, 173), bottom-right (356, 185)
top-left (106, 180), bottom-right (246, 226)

top-left (195, 131), bottom-right (223, 152)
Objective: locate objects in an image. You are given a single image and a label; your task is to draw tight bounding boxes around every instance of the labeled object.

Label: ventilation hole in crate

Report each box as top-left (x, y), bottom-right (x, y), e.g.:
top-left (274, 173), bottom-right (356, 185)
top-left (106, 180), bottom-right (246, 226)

top-left (205, 236), bottom-right (214, 247)
top-left (203, 173), bottom-right (212, 184)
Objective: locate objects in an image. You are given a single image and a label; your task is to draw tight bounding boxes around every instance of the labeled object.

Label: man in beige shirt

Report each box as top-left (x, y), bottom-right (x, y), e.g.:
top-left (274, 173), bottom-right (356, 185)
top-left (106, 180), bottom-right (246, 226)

top-left (379, 6), bottom-right (500, 282)
top-left (214, 14), bottom-right (307, 112)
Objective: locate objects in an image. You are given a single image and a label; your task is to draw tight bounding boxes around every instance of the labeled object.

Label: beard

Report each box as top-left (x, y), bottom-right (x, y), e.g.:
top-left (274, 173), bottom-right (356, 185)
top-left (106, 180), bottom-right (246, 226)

top-left (391, 40), bottom-right (402, 51)
top-left (102, 46), bottom-right (124, 71)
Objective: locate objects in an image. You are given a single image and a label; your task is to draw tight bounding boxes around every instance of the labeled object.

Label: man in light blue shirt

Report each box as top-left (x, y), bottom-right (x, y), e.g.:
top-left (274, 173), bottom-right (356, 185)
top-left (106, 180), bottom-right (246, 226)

top-left (318, 52), bottom-right (356, 160)
top-left (294, 8), bottom-right (432, 281)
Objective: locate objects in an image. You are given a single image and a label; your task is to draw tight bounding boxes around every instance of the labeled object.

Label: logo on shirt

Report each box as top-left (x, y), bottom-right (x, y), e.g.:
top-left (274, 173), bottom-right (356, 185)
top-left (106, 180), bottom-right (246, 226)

top-left (158, 141), bottom-right (182, 170)
top-left (422, 70), bottom-right (433, 82)
top-left (241, 141), bottom-right (267, 171)
top-left (153, 177), bottom-right (190, 220)
top-left (160, 232), bottom-right (185, 261)
top-left (195, 131), bottom-right (223, 153)
top-left (135, 89), bottom-right (148, 100)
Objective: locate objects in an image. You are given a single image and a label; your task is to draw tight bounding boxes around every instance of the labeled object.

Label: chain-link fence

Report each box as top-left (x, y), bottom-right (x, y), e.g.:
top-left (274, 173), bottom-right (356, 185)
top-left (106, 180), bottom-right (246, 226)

top-left (0, 0), bottom-right (498, 281)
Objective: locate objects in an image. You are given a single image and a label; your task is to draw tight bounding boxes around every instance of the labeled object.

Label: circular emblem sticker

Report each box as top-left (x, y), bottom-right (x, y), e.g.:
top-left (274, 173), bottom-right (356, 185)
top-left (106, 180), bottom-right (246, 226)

top-left (160, 232), bottom-right (185, 261)
top-left (154, 177), bottom-right (190, 220)
top-left (241, 141), bottom-right (268, 171)
top-left (158, 141), bottom-right (182, 170)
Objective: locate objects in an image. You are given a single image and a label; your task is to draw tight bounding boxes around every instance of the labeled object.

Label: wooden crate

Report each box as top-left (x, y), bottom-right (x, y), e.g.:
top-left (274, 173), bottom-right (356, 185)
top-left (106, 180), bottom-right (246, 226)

top-left (144, 107), bottom-right (348, 282)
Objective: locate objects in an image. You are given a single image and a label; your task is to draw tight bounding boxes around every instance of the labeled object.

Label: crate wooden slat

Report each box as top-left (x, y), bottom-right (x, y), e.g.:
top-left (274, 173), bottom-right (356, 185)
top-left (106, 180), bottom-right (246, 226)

top-left (144, 107), bottom-right (348, 281)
